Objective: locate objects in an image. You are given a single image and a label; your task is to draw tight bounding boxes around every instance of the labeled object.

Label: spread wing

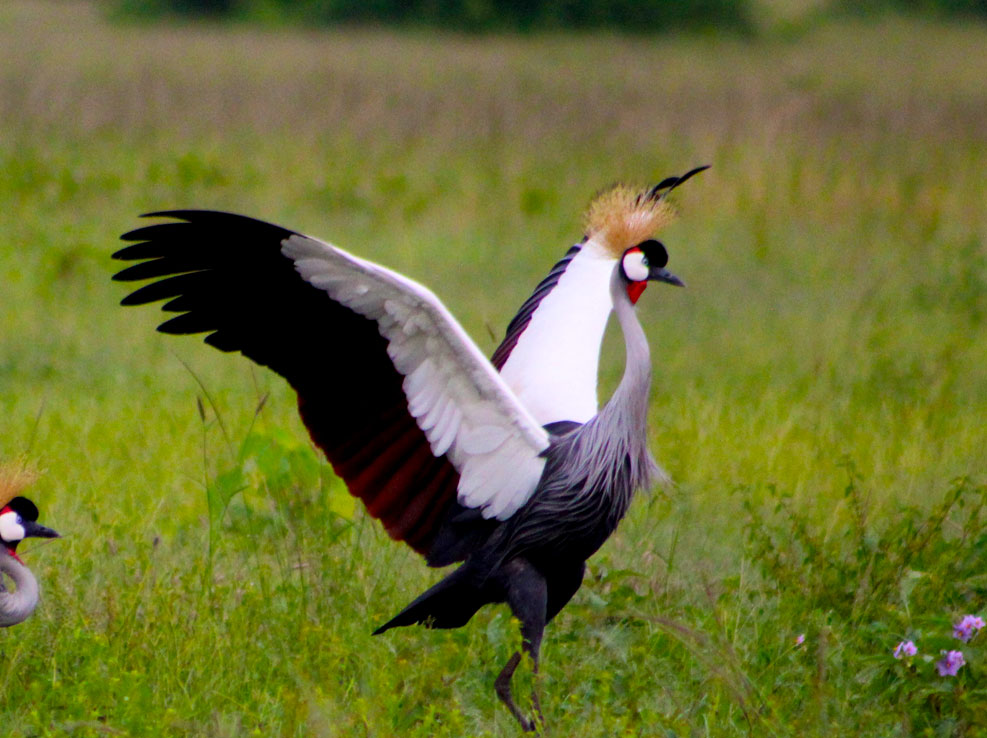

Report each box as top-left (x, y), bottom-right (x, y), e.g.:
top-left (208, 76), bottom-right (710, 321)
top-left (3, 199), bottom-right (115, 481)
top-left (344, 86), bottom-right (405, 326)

top-left (113, 210), bottom-right (550, 562)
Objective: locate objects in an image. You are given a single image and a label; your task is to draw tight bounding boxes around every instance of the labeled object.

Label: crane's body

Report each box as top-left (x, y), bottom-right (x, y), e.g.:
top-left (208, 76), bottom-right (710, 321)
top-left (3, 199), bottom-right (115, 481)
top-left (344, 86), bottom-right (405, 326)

top-left (376, 266), bottom-right (661, 628)
top-left (113, 166), bottom-right (705, 730)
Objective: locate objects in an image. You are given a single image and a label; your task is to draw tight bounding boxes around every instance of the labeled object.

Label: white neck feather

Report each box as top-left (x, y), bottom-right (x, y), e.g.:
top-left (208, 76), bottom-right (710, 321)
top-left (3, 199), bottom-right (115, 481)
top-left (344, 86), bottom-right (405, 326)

top-left (499, 238), bottom-right (615, 425)
top-left (0, 552), bottom-right (39, 627)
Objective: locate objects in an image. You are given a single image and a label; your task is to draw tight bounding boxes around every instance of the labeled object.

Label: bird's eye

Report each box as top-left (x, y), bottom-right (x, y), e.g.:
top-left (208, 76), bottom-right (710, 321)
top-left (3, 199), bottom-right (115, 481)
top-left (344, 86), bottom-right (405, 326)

top-left (621, 249), bottom-right (649, 282)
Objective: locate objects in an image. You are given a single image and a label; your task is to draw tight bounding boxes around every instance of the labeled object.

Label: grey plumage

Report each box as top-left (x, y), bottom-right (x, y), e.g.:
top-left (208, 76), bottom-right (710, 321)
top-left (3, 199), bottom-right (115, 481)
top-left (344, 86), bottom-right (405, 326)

top-left (478, 268), bottom-right (665, 571)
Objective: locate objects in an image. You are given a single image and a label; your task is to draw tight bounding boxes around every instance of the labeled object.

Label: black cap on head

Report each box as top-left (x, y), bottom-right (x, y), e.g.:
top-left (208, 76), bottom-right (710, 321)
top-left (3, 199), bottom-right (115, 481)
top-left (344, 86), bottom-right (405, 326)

top-left (636, 239), bottom-right (669, 269)
top-left (4, 496), bottom-right (40, 522)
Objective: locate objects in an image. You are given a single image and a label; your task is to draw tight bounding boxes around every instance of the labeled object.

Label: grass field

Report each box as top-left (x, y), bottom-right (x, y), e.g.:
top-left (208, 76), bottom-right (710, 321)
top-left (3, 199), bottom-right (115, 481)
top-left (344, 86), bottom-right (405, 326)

top-left (1, 1), bottom-right (986, 735)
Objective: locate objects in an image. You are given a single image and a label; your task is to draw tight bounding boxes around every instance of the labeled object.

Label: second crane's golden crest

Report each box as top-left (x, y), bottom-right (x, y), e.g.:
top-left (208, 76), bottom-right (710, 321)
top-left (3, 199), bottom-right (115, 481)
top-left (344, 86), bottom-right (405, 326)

top-left (0, 464), bottom-right (37, 508)
top-left (584, 185), bottom-right (676, 257)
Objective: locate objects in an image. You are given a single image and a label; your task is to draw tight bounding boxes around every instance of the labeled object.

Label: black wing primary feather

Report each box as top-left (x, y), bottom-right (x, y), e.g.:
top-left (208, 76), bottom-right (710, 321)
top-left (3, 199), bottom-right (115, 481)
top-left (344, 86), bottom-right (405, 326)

top-left (114, 210), bottom-right (468, 561)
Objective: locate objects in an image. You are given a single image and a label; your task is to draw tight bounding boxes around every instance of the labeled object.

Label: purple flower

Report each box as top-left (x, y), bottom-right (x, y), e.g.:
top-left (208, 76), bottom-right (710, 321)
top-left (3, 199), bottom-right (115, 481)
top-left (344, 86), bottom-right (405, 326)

top-left (953, 615), bottom-right (985, 643)
top-left (795, 634), bottom-right (805, 647)
top-left (936, 650), bottom-right (965, 677)
top-left (893, 640), bottom-right (917, 659)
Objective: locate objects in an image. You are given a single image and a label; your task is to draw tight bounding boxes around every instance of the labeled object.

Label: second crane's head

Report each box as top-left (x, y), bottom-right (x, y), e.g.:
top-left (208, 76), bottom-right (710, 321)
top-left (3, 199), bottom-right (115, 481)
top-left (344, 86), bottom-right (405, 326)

top-left (0, 497), bottom-right (60, 563)
top-left (584, 166), bottom-right (707, 305)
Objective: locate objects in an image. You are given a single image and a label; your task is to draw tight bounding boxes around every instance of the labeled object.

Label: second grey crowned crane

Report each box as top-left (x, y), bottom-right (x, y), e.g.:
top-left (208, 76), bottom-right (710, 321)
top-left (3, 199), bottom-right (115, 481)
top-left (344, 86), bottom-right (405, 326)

top-left (1, 471), bottom-right (60, 628)
top-left (112, 166), bottom-right (706, 731)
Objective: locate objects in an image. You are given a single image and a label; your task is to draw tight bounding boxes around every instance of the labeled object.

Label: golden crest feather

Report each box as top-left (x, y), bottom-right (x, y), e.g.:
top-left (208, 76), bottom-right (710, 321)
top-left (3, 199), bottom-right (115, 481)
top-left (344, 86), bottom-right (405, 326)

top-left (0, 463), bottom-right (38, 509)
top-left (584, 185), bottom-right (676, 257)
top-left (583, 166), bottom-right (709, 257)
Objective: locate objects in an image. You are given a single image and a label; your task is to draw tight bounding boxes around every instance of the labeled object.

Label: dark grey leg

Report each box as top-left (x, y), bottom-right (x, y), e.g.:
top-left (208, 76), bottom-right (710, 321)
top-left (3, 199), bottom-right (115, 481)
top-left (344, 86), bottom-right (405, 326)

top-left (494, 558), bottom-right (548, 733)
top-left (495, 652), bottom-right (532, 730)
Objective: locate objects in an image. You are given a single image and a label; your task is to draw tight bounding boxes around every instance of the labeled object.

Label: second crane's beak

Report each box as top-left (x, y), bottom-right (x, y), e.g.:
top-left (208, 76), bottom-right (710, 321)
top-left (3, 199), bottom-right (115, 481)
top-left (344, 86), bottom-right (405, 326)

top-left (23, 520), bottom-right (60, 539)
top-left (650, 267), bottom-right (685, 288)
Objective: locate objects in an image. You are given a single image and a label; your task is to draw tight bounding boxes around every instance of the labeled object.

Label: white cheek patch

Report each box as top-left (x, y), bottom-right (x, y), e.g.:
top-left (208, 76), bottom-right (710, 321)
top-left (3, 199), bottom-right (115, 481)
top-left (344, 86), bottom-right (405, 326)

top-left (622, 251), bottom-right (649, 282)
top-left (0, 511), bottom-right (25, 543)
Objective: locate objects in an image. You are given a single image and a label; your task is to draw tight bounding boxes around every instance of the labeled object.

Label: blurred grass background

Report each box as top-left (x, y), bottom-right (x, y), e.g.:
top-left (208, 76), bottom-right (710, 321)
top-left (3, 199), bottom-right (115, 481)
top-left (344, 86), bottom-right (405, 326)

top-left (107, 0), bottom-right (987, 32)
top-left (1, 0), bottom-right (986, 735)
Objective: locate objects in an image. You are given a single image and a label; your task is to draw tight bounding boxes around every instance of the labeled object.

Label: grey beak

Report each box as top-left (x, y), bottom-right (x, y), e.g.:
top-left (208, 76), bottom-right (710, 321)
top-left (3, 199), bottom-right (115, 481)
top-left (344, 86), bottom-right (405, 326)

top-left (652, 268), bottom-right (685, 288)
top-left (23, 521), bottom-right (60, 539)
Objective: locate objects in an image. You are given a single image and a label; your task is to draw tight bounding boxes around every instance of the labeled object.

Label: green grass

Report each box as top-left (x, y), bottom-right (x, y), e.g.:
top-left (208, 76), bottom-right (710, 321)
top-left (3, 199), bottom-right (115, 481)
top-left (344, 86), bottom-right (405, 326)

top-left (1, 1), bottom-right (986, 735)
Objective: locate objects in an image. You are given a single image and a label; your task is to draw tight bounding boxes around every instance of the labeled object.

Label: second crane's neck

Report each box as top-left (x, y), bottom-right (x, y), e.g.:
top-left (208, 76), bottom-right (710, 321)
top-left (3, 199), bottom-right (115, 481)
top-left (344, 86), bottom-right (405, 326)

top-left (0, 550), bottom-right (39, 627)
top-left (497, 240), bottom-right (616, 426)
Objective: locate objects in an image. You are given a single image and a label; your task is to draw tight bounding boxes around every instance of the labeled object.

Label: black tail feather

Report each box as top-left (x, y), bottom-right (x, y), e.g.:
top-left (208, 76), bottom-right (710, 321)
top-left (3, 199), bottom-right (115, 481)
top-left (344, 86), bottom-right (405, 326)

top-left (373, 564), bottom-right (495, 635)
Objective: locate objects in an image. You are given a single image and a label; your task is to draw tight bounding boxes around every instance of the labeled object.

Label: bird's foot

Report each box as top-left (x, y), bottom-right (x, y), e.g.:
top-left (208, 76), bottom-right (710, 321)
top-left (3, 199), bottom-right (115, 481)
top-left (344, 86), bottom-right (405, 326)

top-left (496, 652), bottom-right (546, 733)
top-left (519, 709), bottom-right (544, 733)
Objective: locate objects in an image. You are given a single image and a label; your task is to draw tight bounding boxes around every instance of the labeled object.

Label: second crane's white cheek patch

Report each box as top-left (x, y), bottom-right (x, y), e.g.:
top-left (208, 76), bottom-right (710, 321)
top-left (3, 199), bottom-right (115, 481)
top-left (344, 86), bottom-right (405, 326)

top-left (0, 511), bottom-right (25, 542)
top-left (622, 250), bottom-right (649, 283)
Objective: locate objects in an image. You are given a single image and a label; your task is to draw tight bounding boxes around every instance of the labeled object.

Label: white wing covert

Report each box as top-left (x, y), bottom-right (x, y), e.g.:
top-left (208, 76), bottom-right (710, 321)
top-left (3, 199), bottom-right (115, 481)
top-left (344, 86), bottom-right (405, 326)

top-left (282, 234), bottom-right (551, 521)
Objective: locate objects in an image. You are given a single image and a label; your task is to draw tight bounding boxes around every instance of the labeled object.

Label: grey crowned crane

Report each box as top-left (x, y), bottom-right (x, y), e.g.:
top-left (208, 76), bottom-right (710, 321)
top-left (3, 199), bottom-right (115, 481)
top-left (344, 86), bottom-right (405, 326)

top-left (112, 166), bottom-right (706, 731)
top-left (1, 471), bottom-right (60, 628)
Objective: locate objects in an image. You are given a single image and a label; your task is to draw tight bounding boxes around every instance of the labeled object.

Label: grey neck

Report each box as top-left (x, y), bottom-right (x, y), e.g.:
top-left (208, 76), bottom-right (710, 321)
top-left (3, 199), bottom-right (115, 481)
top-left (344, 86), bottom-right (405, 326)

top-left (606, 269), bottom-right (653, 437)
top-left (0, 551), bottom-right (40, 627)
top-left (587, 268), bottom-right (663, 493)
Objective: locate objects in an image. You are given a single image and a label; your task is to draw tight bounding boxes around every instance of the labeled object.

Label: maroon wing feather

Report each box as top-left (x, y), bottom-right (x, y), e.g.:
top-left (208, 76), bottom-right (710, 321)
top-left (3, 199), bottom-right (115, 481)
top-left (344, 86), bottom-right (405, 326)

top-left (113, 211), bottom-right (461, 561)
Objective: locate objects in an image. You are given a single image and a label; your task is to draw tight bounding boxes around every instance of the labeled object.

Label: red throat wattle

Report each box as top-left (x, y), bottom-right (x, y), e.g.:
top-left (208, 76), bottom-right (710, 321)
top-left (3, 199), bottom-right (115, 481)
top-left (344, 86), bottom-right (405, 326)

top-left (627, 281), bottom-right (647, 304)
